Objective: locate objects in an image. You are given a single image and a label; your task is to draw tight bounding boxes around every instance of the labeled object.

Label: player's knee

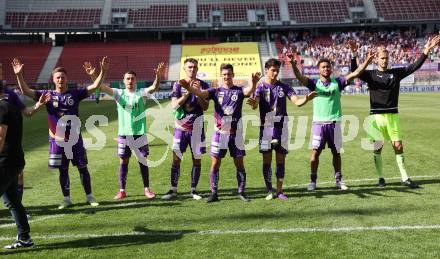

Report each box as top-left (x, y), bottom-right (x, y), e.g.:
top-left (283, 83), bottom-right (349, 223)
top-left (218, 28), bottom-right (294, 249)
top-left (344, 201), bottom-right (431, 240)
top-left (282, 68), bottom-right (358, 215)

top-left (393, 144), bottom-right (403, 153)
top-left (192, 159), bottom-right (201, 167)
top-left (236, 167), bottom-right (245, 172)
top-left (211, 160), bottom-right (220, 170)
top-left (120, 158), bottom-right (129, 165)
top-left (330, 148), bottom-right (340, 156)
top-left (172, 156), bottom-right (181, 165)
top-left (310, 150), bottom-right (320, 162)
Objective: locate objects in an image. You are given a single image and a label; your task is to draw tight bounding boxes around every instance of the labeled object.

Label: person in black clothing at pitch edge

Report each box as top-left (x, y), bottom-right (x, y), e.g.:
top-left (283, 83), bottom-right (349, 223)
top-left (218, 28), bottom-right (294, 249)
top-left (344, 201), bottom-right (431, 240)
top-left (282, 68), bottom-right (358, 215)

top-left (349, 34), bottom-right (440, 188)
top-left (0, 81), bottom-right (48, 249)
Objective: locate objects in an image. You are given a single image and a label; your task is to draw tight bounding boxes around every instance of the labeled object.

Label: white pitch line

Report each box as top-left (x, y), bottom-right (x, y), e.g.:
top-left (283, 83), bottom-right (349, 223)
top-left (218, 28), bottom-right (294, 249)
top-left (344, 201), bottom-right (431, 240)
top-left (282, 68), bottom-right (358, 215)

top-left (284, 174), bottom-right (440, 188)
top-left (1, 174), bottom-right (439, 229)
top-left (197, 225), bottom-right (440, 235)
top-left (0, 214), bottom-right (66, 229)
top-left (104, 202), bottom-right (141, 208)
top-left (2, 224), bottom-right (440, 240)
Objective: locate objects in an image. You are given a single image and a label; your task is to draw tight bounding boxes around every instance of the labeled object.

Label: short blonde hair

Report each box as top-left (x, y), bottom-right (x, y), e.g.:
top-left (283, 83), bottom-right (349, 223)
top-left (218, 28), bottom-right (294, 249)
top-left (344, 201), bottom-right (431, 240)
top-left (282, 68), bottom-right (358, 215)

top-left (376, 46), bottom-right (389, 55)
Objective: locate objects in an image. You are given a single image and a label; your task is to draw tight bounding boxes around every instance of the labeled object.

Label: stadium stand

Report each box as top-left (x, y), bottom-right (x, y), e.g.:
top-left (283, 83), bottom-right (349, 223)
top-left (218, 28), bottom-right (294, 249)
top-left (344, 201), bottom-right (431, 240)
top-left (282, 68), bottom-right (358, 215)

top-left (1, 0), bottom-right (438, 85)
top-left (275, 30), bottom-right (429, 66)
top-left (5, 0), bottom-right (104, 29)
top-left (3, 0), bottom-right (440, 29)
top-left (287, 0), bottom-right (350, 23)
top-left (373, 0), bottom-right (440, 21)
top-left (344, 0), bottom-right (365, 7)
top-left (6, 9), bottom-right (101, 29)
top-left (196, 0), bottom-right (280, 22)
top-left (0, 43), bottom-right (52, 84)
top-left (124, 5), bottom-right (187, 27)
top-left (56, 42), bottom-right (170, 84)
top-left (111, 0), bottom-right (189, 27)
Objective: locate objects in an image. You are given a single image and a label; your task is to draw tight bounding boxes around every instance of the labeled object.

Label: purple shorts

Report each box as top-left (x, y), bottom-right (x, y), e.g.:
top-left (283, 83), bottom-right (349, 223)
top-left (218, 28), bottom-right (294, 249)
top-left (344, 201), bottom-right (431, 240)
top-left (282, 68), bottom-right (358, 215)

top-left (210, 131), bottom-right (245, 158)
top-left (172, 128), bottom-right (206, 159)
top-left (118, 135), bottom-right (149, 158)
top-left (310, 122), bottom-right (342, 153)
top-left (48, 136), bottom-right (88, 169)
top-left (259, 122), bottom-right (289, 154)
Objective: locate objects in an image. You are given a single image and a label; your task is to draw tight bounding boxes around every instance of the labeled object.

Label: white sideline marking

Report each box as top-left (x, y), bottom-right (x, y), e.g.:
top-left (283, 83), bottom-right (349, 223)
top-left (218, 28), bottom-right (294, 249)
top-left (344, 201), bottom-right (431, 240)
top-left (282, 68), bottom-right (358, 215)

top-left (0, 214), bottom-right (66, 229)
top-left (1, 224), bottom-right (440, 240)
top-left (0, 175), bottom-right (438, 229)
top-left (109, 202), bottom-right (140, 208)
top-left (284, 174), bottom-right (440, 188)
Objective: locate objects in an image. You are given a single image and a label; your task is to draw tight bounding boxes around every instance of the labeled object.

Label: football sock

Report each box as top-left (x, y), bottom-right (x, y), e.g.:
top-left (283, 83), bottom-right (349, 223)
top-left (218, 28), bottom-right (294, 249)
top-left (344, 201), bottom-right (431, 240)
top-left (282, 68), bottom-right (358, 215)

top-left (191, 165), bottom-right (201, 189)
top-left (262, 163), bottom-right (272, 192)
top-left (119, 163), bottom-right (128, 190)
top-left (374, 153), bottom-right (384, 178)
top-left (395, 154), bottom-right (409, 182)
top-left (78, 167), bottom-right (92, 195)
top-left (59, 168), bottom-right (70, 197)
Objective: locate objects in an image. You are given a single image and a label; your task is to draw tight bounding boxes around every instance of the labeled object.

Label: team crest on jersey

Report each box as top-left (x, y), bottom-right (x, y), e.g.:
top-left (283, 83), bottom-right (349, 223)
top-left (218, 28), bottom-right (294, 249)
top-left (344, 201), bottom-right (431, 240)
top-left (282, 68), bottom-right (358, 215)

top-left (278, 89), bottom-right (285, 98)
top-left (231, 93), bottom-right (238, 101)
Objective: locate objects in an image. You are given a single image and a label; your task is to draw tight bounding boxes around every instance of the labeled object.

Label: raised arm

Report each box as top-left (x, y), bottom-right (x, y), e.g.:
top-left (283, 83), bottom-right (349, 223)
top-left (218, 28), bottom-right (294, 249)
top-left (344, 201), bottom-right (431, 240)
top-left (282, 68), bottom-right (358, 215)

top-left (83, 60), bottom-right (113, 95)
top-left (348, 39), bottom-right (359, 72)
top-left (179, 79), bottom-right (210, 99)
top-left (22, 92), bottom-right (51, 117)
top-left (287, 52), bottom-right (309, 86)
top-left (86, 56), bottom-right (109, 96)
top-left (400, 34), bottom-right (440, 77)
top-left (243, 72), bottom-right (262, 97)
top-left (289, 91), bottom-right (317, 107)
top-left (12, 58), bottom-right (36, 99)
top-left (145, 62), bottom-right (165, 94)
top-left (345, 49), bottom-right (375, 83)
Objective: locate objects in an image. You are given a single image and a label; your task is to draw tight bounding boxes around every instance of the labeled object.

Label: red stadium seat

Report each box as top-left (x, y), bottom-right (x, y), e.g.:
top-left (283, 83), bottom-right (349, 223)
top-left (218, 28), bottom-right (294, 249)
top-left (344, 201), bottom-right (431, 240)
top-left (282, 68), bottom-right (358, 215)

top-left (56, 42), bottom-right (171, 84)
top-left (5, 9), bottom-right (101, 29)
top-left (287, 1), bottom-right (349, 23)
top-left (373, 0), bottom-right (440, 21)
top-left (122, 5), bottom-right (188, 27)
top-left (0, 43), bottom-right (51, 84)
top-left (196, 2), bottom-right (280, 22)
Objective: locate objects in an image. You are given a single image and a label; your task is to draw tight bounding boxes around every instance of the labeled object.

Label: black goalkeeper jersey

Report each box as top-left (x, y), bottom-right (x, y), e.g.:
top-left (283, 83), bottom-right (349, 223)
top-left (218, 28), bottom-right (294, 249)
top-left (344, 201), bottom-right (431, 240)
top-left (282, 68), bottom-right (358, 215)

top-left (351, 54), bottom-right (427, 114)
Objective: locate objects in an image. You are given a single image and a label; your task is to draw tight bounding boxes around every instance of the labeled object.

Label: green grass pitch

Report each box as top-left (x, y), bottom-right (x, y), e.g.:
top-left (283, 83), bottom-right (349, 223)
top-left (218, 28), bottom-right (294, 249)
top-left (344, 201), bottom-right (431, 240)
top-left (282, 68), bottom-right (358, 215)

top-left (1, 93), bottom-right (440, 258)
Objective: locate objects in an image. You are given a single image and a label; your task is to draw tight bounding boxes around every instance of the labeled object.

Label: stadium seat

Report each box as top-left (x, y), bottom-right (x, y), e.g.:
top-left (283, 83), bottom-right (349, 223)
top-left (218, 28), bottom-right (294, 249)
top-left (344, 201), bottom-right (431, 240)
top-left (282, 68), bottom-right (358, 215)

top-left (373, 0), bottom-right (440, 21)
top-left (196, 1), bottom-right (280, 22)
top-left (56, 42), bottom-right (171, 84)
top-left (5, 9), bottom-right (101, 29)
top-left (287, 1), bottom-right (349, 23)
top-left (123, 5), bottom-right (188, 27)
top-left (0, 43), bottom-right (52, 84)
